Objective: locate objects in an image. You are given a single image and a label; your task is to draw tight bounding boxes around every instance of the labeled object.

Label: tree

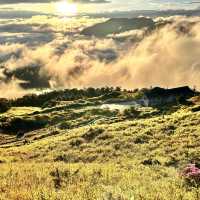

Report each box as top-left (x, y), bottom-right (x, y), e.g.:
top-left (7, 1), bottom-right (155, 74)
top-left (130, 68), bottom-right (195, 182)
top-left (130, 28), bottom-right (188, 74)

top-left (0, 98), bottom-right (10, 113)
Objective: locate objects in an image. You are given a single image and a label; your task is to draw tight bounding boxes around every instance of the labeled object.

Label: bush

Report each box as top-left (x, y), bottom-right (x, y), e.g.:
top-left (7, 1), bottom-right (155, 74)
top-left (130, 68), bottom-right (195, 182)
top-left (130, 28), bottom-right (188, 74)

top-left (123, 107), bottom-right (140, 118)
top-left (0, 98), bottom-right (10, 113)
top-left (191, 105), bottom-right (200, 113)
top-left (70, 138), bottom-right (84, 147)
top-left (134, 134), bottom-right (150, 144)
top-left (59, 121), bottom-right (71, 129)
top-left (82, 128), bottom-right (104, 141)
top-left (0, 117), bottom-right (47, 133)
top-left (181, 164), bottom-right (200, 187)
top-left (142, 159), bottom-right (161, 166)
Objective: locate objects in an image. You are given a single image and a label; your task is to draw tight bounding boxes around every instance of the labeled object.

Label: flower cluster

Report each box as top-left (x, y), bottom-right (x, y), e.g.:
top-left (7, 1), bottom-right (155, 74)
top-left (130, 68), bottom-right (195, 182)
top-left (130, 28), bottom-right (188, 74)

top-left (181, 164), bottom-right (200, 186)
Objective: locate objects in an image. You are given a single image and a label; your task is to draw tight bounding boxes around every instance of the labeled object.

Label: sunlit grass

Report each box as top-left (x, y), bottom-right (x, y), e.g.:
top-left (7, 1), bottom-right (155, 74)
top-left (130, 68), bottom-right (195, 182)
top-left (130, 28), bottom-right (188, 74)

top-left (0, 161), bottom-right (199, 200)
top-left (1, 107), bottom-right (41, 117)
top-left (1, 101), bottom-right (200, 199)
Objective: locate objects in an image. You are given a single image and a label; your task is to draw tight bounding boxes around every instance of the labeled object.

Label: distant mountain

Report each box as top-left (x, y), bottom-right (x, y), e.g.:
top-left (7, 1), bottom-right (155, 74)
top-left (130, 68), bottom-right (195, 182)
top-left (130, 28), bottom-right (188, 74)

top-left (2, 66), bottom-right (50, 89)
top-left (83, 9), bottom-right (200, 19)
top-left (81, 17), bottom-right (155, 37)
top-left (137, 86), bottom-right (197, 107)
top-left (0, 10), bottom-right (51, 19)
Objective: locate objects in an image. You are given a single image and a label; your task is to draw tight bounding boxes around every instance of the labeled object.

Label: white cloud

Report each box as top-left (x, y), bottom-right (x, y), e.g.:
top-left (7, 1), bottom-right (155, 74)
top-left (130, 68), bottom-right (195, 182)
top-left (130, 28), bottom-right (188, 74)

top-left (2, 15), bottom-right (200, 98)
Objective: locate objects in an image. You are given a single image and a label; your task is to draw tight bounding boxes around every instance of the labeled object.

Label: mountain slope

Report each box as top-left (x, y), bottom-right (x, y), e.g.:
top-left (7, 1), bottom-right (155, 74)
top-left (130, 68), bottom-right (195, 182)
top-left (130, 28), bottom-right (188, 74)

top-left (0, 87), bottom-right (200, 199)
top-left (81, 17), bottom-right (155, 37)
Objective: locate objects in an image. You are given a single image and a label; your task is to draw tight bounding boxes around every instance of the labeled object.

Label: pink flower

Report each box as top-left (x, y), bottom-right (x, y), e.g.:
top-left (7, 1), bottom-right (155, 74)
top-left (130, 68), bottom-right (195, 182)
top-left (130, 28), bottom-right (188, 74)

top-left (181, 164), bottom-right (200, 185)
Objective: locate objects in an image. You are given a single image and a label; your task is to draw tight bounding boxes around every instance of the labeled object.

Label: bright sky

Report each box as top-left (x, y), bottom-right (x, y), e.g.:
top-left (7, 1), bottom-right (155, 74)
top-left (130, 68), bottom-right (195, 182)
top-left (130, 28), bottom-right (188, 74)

top-left (0, 0), bottom-right (199, 15)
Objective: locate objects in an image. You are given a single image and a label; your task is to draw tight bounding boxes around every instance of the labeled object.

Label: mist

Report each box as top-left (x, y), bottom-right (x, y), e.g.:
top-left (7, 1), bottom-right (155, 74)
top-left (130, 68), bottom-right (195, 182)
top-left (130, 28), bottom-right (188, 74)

top-left (1, 15), bottom-right (200, 98)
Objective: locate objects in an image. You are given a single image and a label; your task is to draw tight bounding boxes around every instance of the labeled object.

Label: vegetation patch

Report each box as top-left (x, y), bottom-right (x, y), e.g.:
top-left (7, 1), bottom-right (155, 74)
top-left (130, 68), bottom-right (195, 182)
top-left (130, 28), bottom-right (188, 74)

top-left (0, 116), bottom-right (48, 134)
top-left (0, 87), bottom-right (200, 199)
top-left (82, 127), bottom-right (105, 142)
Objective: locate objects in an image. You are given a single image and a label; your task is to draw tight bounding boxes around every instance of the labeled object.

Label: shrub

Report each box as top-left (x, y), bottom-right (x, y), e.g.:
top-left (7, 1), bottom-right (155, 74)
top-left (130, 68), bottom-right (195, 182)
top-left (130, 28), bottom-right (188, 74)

top-left (164, 157), bottom-right (179, 167)
top-left (54, 153), bottom-right (79, 163)
top-left (123, 107), bottom-right (140, 118)
top-left (134, 134), bottom-right (150, 144)
top-left (59, 121), bottom-right (71, 129)
top-left (0, 98), bottom-right (10, 113)
top-left (0, 117), bottom-right (47, 134)
top-left (191, 105), bottom-right (200, 113)
top-left (142, 159), bottom-right (161, 166)
top-left (181, 164), bottom-right (200, 187)
top-left (82, 127), bottom-right (104, 141)
top-left (70, 138), bottom-right (84, 147)
top-left (97, 132), bottom-right (113, 140)
top-left (50, 168), bottom-right (62, 189)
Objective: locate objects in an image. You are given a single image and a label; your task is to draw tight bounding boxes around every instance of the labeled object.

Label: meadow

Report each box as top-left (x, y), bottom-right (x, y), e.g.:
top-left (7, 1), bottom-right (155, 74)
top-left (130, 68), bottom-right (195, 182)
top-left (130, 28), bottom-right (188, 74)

top-left (0, 88), bottom-right (200, 200)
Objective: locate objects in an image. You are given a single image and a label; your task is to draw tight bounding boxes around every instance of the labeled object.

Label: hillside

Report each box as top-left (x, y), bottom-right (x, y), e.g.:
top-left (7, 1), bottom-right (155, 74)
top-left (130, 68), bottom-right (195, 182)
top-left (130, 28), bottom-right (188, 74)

top-left (81, 17), bottom-right (155, 37)
top-left (0, 87), bottom-right (200, 199)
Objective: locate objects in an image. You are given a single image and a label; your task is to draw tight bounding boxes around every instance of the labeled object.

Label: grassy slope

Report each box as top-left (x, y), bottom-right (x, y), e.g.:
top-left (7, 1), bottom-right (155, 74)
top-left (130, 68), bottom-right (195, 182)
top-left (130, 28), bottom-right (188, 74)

top-left (1, 99), bottom-right (200, 199)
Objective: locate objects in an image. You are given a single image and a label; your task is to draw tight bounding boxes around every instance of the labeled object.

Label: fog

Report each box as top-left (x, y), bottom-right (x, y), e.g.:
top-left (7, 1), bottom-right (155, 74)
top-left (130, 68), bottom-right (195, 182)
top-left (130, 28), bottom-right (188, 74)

top-left (1, 15), bottom-right (200, 98)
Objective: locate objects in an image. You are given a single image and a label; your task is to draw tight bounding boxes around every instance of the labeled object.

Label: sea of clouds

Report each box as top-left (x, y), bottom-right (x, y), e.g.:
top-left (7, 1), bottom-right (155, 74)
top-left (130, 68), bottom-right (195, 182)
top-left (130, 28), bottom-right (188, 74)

top-left (0, 12), bottom-right (200, 98)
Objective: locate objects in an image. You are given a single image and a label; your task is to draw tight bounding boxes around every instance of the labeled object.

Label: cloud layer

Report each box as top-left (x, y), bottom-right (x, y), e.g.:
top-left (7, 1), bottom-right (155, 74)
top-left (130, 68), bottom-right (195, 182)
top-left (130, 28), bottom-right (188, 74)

top-left (1, 15), bottom-right (200, 98)
top-left (0, 0), bottom-right (110, 4)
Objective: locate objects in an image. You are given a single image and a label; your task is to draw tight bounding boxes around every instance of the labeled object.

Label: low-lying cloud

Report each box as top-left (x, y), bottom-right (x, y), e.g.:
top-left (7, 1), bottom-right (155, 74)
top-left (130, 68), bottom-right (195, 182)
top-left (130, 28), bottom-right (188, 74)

top-left (0, 0), bottom-right (110, 4)
top-left (1, 15), bottom-right (200, 98)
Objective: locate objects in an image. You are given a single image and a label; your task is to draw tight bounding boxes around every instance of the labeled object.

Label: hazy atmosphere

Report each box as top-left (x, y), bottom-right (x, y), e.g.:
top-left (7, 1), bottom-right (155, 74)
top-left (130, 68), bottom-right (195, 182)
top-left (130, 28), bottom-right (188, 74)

top-left (1, 0), bottom-right (200, 98)
top-left (2, 2), bottom-right (200, 200)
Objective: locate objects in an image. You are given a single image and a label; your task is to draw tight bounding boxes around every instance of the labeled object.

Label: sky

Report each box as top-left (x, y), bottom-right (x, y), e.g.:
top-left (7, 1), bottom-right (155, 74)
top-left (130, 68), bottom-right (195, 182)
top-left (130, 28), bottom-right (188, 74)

top-left (0, 0), bottom-right (200, 15)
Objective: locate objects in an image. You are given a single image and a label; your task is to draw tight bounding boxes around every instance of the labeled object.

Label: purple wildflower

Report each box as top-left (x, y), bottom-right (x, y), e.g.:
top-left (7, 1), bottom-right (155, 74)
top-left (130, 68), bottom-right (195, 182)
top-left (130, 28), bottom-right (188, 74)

top-left (181, 164), bottom-right (200, 186)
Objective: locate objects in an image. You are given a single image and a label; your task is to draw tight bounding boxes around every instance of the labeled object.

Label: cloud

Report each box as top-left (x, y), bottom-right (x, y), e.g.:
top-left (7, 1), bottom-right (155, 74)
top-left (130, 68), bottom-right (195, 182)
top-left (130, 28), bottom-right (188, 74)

top-left (86, 9), bottom-right (200, 18)
top-left (72, 0), bottom-right (110, 3)
top-left (0, 78), bottom-right (28, 98)
top-left (2, 15), bottom-right (200, 98)
top-left (0, 22), bottom-right (55, 46)
top-left (0, 0), bottom-right (110, 4)
top-left (0, 16), bottom-right (105, 46)
top-left (0, 10), bottom-right (50, 19)
top-left (33, 17), bottom-right (200, 89)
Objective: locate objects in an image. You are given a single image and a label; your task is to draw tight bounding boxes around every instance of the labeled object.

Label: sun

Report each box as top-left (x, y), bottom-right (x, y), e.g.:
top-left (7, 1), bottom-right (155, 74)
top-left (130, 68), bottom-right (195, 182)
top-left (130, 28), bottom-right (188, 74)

top-left (55, 1), bottom-right (77, 16)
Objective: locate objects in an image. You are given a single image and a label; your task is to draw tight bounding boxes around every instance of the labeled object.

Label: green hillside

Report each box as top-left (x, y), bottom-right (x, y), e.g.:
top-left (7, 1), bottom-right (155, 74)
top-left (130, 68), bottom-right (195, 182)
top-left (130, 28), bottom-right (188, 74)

top-left (0, 87), bottom-right (200, 200)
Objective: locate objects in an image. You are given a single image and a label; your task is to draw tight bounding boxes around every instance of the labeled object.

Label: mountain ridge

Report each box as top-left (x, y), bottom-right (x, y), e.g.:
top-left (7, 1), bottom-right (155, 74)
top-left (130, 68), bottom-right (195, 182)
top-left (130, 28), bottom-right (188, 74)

top-left (81, 17), bottom-right (155, 37)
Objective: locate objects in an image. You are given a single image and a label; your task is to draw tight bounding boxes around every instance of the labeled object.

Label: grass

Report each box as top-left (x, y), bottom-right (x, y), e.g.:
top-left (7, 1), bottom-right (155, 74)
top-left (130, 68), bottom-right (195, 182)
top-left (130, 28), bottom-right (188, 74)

top-left (1, 96), bottom-right (200, 199)
top-left (0, 162), bottom-right (200, 200)
top-left (2, 107), bottom-right (41, 116)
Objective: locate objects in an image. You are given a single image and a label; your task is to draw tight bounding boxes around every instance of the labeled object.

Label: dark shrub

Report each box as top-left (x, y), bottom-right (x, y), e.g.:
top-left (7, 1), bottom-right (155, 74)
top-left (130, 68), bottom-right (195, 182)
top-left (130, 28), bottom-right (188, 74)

top-left (0, 98), bottom-right (10, 113)
top-left (82, 128), bottom-right (104, 141)
top-left (191, 106), bottom-right (200, 113)
top-left (59, 122), bottom-right (71, 130)
top-left (97, 133), bottom-right (113, 140)
top-left (16, 131), bottom-right (25, 138)
top-left (165, 157), bottom-right (179, 167)
top-left (54, 154), bottom-right (79, 163)
top-left (162, 124), bottom-right (176, 135)
top-left (142, 159), bottom-right (161, 166)
top-left (134, 134), bottom-right (150, 144)
top-left (70, 138), bottom-right (84, 147)
top-left (123, 107), bottom-right (140, 118)
top-left (0, 117), bottom-right (47, 133)
top-left (50, 168), bottom-right (62, 189)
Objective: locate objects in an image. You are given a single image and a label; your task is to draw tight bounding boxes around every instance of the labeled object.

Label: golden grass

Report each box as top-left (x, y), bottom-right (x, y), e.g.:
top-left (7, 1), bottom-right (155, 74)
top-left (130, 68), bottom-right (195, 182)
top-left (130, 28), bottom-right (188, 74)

top-left (0, 161), bottom-right (198, 200)
top-left (1, 105), bottom-right (200, 199)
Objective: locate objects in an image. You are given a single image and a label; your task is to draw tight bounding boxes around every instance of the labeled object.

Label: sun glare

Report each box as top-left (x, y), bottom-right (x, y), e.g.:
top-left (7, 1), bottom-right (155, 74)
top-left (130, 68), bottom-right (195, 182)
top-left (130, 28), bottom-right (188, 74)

top-left (55, 1), bottom-right (77, 16)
